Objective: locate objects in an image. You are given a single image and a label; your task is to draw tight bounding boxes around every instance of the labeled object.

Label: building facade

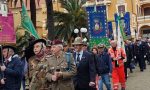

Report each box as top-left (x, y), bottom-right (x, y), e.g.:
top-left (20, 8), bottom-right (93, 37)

top-left (137, 0), bottom-right (150, 38)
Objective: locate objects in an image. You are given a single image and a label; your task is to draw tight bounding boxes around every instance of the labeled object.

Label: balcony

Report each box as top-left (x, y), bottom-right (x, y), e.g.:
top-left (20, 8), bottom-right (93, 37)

top-left (96, 0), bottom-right (111, 5)
top-left (140, 0), bottom-right (150, 5)
top-left (83, 0), bottom-right (111, 7)
top-left (137, 15), bottom-right (150, 23)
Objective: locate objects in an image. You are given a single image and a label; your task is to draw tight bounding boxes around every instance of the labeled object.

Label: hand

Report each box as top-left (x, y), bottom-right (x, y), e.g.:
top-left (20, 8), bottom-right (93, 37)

top-left (131, 58), bottom-right (134, 61)
top-left (117, 57), bottom-right (121, 60)
top-left (113, 58), bottom-right (117, 61)
top-left (1, 78), bottom-right (5, 85)
top-left (54, 71), bottom-right (62, 79)
top-left (98, 76), bottom-right (101, 80)
top-left (0, 65), bottom-right (6, 71)
top-left (109, 73), bottom-right (112, 77)
top-left (51, 75), bottom-right (57, 81)
top-left (123, 59), bottom-right (127, 62)
top-left (134, 56), bottom-right (136, 59)
top-left (144, 55), bottom-right (146, 58)
top-left (89, 82), bottom-right (95, 87)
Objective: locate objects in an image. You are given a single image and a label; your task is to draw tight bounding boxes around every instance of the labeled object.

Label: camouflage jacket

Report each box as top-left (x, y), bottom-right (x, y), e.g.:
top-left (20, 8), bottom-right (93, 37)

top-left (28, 55), bottom-right (49, 90)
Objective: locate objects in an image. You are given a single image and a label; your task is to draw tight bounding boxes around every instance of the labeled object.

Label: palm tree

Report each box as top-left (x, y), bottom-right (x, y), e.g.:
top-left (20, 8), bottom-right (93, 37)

top-left (45, 0), bottom-right (55, 40)
top-left (30, 0), bottom-right (36, 27)
top-left (54, 0), bottom-right (87, 44)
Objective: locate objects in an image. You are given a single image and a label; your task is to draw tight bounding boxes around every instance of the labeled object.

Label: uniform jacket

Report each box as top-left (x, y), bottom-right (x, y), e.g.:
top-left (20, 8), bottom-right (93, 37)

top-left (73, 51), bottom-right (96, 89)
top-left (29, 55), bottom-right (49, 90)
top-left (3, 56), bottom-right (23, 90)
top-left (46, 52), bottom-right (76, 90)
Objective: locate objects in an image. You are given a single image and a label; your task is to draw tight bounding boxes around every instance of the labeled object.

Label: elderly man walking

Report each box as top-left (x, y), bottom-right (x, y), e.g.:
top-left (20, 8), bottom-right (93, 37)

top-left (46, 40), bottom-right (76, 90)
top-left (0, 45), bottom-right (23, 90)
top-left (73, 37), bottom-right (96, 90)
top-left (28, 39), bottom-right (49, 90)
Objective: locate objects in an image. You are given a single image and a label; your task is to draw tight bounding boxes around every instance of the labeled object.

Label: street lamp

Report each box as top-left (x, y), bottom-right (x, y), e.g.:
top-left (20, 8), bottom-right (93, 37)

top-left (80, 28), bottom-right (87, 33)
top-left (74, 28), bottom-right (79, 34)
top-left (74, 27), bottom-right (87, 38)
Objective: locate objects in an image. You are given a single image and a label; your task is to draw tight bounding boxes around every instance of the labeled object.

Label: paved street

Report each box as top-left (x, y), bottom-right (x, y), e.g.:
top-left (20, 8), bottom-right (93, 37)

top-left (102, 64), bottom-right (150, 90)
top-left (126, 64), bottom-right (150, 90)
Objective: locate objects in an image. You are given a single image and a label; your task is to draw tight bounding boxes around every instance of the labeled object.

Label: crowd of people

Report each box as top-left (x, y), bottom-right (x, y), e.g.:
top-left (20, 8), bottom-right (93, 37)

top-left (0, 36), bottom-right (150, 90)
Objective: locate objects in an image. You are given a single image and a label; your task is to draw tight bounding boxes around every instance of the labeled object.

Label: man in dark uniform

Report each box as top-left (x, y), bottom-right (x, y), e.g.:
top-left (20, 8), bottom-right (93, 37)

top-left (0, 45), bottom-right (23, 90)
top-left (134, 39), bottom-right (146, 72)
top-left (73, 37), bottom-right (96, 90)
top-left (124, 40), bottom-right (134, 79)
top-left (147, 39), bottom-right (150, 65)
top-left (139, 38), bottom-right (148, 69)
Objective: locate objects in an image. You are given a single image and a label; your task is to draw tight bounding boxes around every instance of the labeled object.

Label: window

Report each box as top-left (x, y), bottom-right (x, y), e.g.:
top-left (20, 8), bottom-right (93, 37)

top-left (97, 0), bottom-right (104, 1)
top-left (144, 7), bottom-right (150, 16)
top-left (118, 5), bottom-right (125, 14)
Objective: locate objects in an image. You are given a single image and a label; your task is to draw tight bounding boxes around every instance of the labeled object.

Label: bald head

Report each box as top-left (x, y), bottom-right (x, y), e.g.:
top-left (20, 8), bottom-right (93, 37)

top-left (110, 40), bottom-right (117, 47)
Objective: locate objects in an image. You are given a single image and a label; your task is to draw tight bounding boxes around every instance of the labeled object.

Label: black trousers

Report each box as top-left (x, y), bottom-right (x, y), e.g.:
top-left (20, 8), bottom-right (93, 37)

top-left (75, 85), bottom-right (96, 90)
top-left (137, 55), bottom-right (146, 71)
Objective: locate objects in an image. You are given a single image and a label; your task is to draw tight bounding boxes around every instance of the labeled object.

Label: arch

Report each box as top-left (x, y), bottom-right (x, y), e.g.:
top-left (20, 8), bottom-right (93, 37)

top-left (138, 23), bottom-right (150, 30)
top-left (138, 24), bottom-right (150, 37)
top-left (137, 23), bottom-right (150, 36)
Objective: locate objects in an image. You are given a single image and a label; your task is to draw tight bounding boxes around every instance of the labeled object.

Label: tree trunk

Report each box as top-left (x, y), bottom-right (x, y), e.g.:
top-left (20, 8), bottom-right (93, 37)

top-left (30, 0), bottom-right (36, 28)
top-left (45, 0), bottom-right (55, 40)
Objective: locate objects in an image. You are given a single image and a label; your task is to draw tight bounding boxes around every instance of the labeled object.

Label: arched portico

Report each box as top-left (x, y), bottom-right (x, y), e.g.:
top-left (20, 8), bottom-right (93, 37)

top-left (138, 24), bottom-right (150, 38)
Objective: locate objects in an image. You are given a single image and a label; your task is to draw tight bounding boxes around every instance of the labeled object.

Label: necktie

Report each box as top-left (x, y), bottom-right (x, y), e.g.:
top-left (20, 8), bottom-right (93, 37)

top-left (76, 53), bottom-right (80, 67)
top-left (6, 60), bottom-right (9, 65)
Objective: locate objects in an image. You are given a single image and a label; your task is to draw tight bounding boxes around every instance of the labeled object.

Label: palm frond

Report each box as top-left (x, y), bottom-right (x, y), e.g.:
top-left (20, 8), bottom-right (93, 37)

top-left (54, 0), bottom-right (87, 42)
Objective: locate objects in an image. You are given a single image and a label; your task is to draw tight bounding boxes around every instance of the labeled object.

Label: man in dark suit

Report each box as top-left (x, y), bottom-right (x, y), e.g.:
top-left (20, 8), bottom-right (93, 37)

top-left (0, 46), bottom-right (23, 90)
top-left (72, 37), bottom-right (96, 90)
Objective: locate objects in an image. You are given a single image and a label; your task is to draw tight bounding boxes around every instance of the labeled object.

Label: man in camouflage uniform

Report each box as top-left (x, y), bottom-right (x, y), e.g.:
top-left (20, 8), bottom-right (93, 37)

top-left (46, 40), bottom-right (76, 90)
top-left (28, 39), bottom-right (49, 90)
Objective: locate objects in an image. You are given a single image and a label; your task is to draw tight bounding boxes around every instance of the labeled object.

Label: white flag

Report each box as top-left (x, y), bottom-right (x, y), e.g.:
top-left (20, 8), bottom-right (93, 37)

top-left (117, 20), bottom-right (127, 62)
top-left (1, 3), bottom-right (8, 17)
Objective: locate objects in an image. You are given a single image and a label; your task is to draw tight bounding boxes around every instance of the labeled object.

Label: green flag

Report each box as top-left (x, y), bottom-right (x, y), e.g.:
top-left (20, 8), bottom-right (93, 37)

top-left (118, 15), bottom-right (127, 40)
top-left (21, 2), bottom-right (40, 39)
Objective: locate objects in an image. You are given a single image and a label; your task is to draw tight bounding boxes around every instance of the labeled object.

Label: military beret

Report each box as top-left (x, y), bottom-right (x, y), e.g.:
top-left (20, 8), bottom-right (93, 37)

top-left (32, 39), bottom-right (46, 46)
top-left (2, 45), bottom-right (16, 52)
top-left (51, 40), bottom-right (63, 45)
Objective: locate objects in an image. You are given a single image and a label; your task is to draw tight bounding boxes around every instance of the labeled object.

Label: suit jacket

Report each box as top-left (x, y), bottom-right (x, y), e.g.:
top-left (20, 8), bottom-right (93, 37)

top-left (73, 51), bottom-right (96, 89)
top-left (3, 56), bottom-right (23, 90)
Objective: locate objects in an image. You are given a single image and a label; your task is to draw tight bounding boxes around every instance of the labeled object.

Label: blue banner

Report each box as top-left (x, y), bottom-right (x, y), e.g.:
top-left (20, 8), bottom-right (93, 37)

top-left (107, 21), bottom-right (114, 40)
top-left (114, 12), bottom-right (131, 38)
top-left (124, 12), bottom-right (131, 36)
top-left (86, 5), bottom-right (107, 38)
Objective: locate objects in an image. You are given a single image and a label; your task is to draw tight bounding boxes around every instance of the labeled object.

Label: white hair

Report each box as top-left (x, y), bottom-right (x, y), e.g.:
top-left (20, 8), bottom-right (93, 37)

top-left (56, 44), bottom-right (63, 50)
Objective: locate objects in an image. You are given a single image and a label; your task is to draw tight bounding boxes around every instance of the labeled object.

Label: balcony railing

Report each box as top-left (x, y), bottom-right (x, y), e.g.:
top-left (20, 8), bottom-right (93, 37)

top-left (137, 15), bottom-right (150, 22)
top-left (96, 0), bottom-right (111, 5)
top-left (140, 0), bottom-right (150, 5)
top-left (83, 0), bottom-right (111, 7)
